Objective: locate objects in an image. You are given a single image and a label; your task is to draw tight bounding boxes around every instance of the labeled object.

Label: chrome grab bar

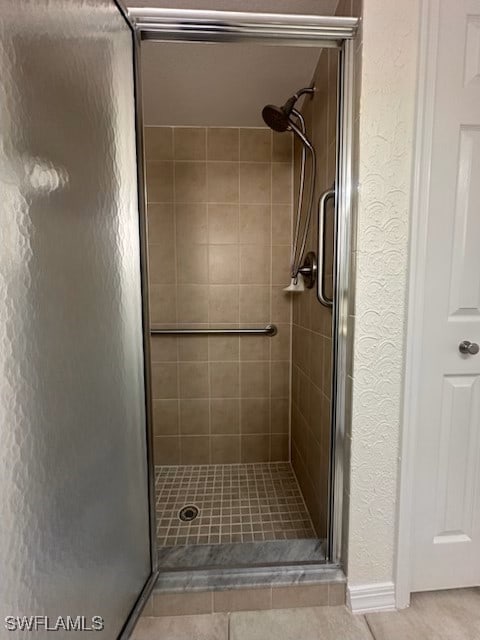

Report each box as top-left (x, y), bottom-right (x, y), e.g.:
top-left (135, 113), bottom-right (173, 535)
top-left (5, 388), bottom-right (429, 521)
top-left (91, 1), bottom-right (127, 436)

top-left (317, 187), bottom-right (336, 307)
top-left (150, 324), bottom-right (277, 336)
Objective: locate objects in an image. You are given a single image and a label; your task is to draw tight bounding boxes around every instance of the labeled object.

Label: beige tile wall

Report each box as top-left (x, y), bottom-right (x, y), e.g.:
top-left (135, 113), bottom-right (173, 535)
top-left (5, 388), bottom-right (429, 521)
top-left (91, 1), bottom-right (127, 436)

top-left (145, 126), bottom-right (294, 465)
top-left (291, 49), bottom-right (339, 537)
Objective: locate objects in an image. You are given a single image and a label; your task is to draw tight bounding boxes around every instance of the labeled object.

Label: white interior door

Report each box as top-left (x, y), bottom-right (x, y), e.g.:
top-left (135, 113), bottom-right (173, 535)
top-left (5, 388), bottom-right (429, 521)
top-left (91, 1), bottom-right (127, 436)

top-left (412, 0), bottom-right (480, 591)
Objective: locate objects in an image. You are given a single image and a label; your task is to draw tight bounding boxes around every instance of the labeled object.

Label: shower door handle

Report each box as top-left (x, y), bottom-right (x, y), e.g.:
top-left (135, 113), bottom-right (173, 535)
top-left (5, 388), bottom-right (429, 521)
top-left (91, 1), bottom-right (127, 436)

top-left (317, 188), bottom-right (336, 307)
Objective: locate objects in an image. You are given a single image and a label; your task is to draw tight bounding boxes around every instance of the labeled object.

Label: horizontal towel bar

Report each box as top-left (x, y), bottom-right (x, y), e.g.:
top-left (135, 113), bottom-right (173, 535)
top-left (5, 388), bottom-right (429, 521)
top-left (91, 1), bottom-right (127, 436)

top-left (150, 324), bottom-right (277, 337)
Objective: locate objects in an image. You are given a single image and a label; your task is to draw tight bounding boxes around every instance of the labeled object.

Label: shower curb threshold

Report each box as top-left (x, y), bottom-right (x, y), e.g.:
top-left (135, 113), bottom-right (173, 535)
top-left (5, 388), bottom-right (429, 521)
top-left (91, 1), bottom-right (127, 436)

top-left (154, 563), bottom-right (345, 594)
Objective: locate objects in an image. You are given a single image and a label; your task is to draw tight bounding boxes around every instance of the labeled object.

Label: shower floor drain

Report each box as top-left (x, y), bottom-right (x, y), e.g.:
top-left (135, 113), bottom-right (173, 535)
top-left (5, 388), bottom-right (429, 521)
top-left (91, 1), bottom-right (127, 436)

top-left (178, 505), bottom-right (199, 522)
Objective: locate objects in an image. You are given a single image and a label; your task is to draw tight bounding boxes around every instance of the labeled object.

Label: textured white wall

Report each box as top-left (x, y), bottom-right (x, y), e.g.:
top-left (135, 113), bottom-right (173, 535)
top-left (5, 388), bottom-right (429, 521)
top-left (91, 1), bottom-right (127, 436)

top-left (347, 0), bottom-right (420, 587)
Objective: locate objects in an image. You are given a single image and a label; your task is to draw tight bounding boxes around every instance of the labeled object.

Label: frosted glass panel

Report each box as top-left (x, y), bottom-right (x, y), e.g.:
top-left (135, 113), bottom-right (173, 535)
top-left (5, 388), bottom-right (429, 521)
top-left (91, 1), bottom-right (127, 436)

top-left (0, 1), bottom-right (151, 637)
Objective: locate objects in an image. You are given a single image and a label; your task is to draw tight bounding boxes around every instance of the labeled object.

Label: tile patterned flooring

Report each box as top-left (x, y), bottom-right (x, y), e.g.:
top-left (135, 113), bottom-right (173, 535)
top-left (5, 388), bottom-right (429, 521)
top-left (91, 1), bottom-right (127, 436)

top-left (133, 589), bottom-right (480, 640)
top-left (156, 463), bottom-right (316, 547)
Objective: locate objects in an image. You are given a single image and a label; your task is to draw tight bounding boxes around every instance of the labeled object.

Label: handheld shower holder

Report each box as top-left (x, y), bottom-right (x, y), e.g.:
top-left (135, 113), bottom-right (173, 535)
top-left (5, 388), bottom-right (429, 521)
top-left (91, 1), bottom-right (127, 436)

top-left (297, 251), bottom-right (317, 289)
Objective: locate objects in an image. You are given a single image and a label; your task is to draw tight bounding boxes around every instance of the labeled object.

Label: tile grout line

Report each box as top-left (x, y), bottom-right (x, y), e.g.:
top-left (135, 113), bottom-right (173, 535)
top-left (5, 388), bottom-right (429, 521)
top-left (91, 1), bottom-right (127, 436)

top-left (288, 132), bottom-right (294, 464)
top-left (205, 127), bottom-right (213, 466)
top-left (363, 613), bottom-right (378, 640)
top-left (269, 129), bottom-right (273, 463)
top-left (237, 128), bottom-right (242, 465)
top-left (171, 128), bottom-right (182, 466)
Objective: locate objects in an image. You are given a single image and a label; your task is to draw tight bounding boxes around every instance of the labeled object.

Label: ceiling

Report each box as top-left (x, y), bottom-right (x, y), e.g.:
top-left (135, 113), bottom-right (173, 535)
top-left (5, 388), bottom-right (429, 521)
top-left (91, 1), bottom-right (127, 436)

top-left (141, 41), bottom-right (324, 127)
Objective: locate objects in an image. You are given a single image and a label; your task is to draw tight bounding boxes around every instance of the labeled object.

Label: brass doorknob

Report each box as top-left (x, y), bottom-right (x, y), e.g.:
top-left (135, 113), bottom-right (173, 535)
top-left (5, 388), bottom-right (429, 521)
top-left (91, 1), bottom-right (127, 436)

top-left (459, 340), bottom-right (480, 355)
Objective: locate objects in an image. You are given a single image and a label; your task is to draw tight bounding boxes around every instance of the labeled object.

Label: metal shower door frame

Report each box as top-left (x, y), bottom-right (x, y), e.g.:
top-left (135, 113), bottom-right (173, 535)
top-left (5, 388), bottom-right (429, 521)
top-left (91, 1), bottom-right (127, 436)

top-left (328, 38), bottom-right (355, 564)
top-left (127, 6), bottom-right (357, 572)
top-left (113, 2), bottom-right (159, 638)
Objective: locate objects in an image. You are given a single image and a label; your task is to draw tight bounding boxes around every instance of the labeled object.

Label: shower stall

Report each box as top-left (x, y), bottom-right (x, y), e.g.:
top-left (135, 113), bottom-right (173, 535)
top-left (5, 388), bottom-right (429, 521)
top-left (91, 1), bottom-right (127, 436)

top-left (135, 7), bottom-right (357, 583)
top-left (0, 2), bottom-right (357, 634)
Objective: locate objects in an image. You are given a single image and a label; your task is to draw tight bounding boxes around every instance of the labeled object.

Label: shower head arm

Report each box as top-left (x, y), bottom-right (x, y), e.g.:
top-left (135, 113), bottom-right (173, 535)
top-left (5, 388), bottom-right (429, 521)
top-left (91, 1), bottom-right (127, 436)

top-left (293, 87), bottom-right (315, 100)
top-left (283, 87), bottom-right (315, 116)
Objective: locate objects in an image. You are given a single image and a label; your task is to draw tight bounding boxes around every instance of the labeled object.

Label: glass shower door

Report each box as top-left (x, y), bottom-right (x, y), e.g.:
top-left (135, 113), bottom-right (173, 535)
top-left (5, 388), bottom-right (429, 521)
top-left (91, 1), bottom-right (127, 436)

top-left (0, 1), bottom-right (153, 637)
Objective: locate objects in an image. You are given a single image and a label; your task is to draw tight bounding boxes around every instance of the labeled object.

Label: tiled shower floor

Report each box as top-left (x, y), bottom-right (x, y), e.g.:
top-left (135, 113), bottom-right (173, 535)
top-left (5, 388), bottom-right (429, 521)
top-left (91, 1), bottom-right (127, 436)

top-left (155, 462), bottom-right (316, 547)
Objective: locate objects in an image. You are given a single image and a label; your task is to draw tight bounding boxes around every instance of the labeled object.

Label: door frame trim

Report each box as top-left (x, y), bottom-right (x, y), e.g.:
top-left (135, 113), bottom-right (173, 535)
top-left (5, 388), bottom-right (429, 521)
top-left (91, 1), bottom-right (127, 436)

top-left (395, 0), bottom-right (440, 609)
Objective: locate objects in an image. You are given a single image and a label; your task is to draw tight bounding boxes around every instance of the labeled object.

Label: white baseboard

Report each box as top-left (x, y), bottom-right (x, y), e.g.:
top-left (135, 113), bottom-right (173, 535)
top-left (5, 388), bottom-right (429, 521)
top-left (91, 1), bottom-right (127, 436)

top-left (347, 582), bottom-right (396, 614)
